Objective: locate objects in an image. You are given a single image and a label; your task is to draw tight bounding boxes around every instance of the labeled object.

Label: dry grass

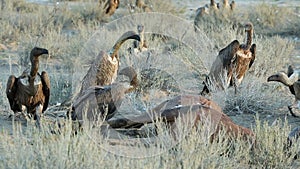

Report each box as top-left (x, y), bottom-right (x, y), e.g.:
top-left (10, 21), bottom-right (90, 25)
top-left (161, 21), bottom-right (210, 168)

top-left (0, 0), bottom-right (300, 168)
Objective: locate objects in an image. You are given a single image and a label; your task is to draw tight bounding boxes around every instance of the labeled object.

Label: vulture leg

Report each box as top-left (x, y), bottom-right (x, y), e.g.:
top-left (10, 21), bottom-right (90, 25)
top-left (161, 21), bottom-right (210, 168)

top-left (35, 104), bottom-right (44, 129)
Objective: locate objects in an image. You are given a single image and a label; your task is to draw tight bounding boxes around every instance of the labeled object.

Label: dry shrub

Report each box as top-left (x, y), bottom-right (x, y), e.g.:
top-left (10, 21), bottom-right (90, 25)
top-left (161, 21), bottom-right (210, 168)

top-left (252, 118), bottom-right (299, 168)
top-left (214, 75), bottom-right (291, 115)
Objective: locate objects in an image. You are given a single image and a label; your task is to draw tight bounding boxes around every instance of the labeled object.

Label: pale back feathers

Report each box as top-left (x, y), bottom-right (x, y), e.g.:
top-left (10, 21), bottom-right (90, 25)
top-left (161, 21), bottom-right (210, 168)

top-left (78, 31), bottom-right (140, 95)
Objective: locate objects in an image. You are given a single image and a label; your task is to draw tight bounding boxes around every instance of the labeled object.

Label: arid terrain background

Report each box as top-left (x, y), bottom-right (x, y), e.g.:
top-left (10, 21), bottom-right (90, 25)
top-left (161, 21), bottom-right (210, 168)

top-left (0, 0), bottom-right (300, 168)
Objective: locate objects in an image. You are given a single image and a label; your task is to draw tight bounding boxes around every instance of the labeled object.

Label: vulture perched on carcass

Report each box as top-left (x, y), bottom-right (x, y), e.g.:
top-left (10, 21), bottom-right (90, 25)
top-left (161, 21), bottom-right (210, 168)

top-left (78, 31), bottom-right (140, 97)
top-left (6, 47), bottom-right (50, 128)
top-left (70, 66), bottom-right (139, 128)
top-left (107, 94), bottom-right (255, 143)
top-left (267, 65), bottom-right (300, 117)
top-left (201, 22), bottom-right (256, 95)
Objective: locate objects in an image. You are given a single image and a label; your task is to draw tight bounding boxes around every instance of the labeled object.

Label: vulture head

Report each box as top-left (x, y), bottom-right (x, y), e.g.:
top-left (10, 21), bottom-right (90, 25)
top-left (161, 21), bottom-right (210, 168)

top-left (267, 72), bottom-right (288, 84)
top-left (244, 22), bottom-right (253, 32)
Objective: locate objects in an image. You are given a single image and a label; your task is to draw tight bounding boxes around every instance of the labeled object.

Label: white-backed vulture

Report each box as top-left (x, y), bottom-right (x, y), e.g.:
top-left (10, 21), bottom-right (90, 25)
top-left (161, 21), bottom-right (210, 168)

top-left (128, 25), bottom-right (148, 54)
top-left (101, 0), bottom-right (120, 16)
top-left (135, 0), bottom-right (152, 12)
top-left (133, 24), bottom-right (148, 53)
top-left (201, 22), bottom-right (256, 95)
top-left (230, 1), bottom-right (236, 11)
top-left (78, 31), bottom-right (140, 96)
top-left (210, 0), bottom-right (219, 11)
top-left (194, 6), bottom-right (209, 31)
top-left (267, 65), bottom-right (300, 117)
top-left (70, 67), bottom-right (138, 127)
top-left (118, 66), bottom-right (180, 95)
top-left (6, 47), bottom-right (50, 128)
top-left (107, 94), bottom-right (255, 143)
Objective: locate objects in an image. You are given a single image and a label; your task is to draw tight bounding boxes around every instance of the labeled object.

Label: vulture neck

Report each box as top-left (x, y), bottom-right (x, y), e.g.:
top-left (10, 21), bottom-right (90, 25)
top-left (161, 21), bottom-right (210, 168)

top-left (138, 31), bottom-right (145, 50)
top-left (30, 55), bottom-right (39, 78)
top-left (281, 72), bottom-right (299, 86)
top-left (244, 29), bottom-right (253, 50)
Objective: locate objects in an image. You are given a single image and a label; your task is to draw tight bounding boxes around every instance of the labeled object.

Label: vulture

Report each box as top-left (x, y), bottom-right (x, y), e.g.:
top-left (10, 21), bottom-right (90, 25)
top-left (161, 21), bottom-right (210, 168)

top-left (128, 25), bottom-right (148, 54)
top-left (135, 0), bottom-right (152, 12)
top-left (6, 47), bottom-right (50, 128)
top-left (107, 94), bottom-right (255, 143)
top-left (230, 1), bottom-right (236, 11)
top-left (194, 6), bottom-right (209, 31)
top-left (210, 0), bottom-right (219, 11)
top-left (102, 0), bottom-right (120, 16)
top-left (133, 24), bottom-right (148, 53)
top-left (118, 66), bottom-right (180, 95)
top-left (70, 83), bottom-right (134, 127)
top-left (201, 22), bottom-right (256, 95)
top-left (78, 31), bottom-right (140, 96)
top-left (267, 65), bottom-right (300, 117)
top-left (70, 66), bottom-right (139, 127)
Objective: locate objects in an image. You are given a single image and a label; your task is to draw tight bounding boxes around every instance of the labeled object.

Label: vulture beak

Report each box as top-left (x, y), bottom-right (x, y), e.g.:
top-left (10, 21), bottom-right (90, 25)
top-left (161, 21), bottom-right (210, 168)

top-left (42, 48), bottom-right (49, 55)
top-left (267, 75), bottom-right (277, 82)
top-left (130, 34), bottom-right (141, 42)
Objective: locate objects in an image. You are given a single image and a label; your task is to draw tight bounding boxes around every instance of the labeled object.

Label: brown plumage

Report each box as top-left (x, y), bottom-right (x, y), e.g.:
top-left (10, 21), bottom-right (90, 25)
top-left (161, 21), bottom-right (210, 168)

top-left (70, 69), bottom-right (138, 126)
top-left (107, 94), bottom-right (255, 142)
top-left (78, 31), bottom-right (140, 96)
top-left (210, 0), bottom-right (219, 11)
top-left (267, 65), bottom-right (300, 117)
top-left (102, 0), bottom-right (120, 16)
top-left (135, 0), bottom-right (152, 12)
top-left (6, 47), bottom-right (50, 128)
top-left (201, 22), bottom-right (256, 95)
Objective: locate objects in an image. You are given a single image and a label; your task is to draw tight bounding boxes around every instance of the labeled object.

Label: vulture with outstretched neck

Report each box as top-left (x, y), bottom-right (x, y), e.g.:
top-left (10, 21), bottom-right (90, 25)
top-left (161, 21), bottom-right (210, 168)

top-left (267, 65), bottom-right (300, 117)
top-left (201, 22), bottom-right (256, 95)
top-left (78, 31), bottom-right (140, 96)
top-left (6, 47), bottom-right (50, 128)
top-left (107, 94), bottom-right (255, 143)
top-left (70, 69), bottom-right (138, 127)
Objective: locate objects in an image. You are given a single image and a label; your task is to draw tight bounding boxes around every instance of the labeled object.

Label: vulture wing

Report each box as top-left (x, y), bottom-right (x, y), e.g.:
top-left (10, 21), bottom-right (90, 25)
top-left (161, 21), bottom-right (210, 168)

top-left (249, 44), bottom-right (256, 69)
top-left (6, 75), bottom-right (20, 111)
top-left (287, 65), bottom-right (296, 95)
top-left (40, 71), bottom-right (50, 112)
top-left (219, 40), bottom-right (240, 67)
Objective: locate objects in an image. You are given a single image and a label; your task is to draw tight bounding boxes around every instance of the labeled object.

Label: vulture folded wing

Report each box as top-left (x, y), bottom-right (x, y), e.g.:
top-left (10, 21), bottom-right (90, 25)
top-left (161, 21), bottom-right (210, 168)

top-left (287, 65), bottom-right (297, 95)
top-left (219, 40), bottom-right (240, 67)
top-left (41, 71), bottom-right (50, 112)
top-left (6, 75), bottom-right (18, 110)
top-left (249, 44), bottom-right (256, 69)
